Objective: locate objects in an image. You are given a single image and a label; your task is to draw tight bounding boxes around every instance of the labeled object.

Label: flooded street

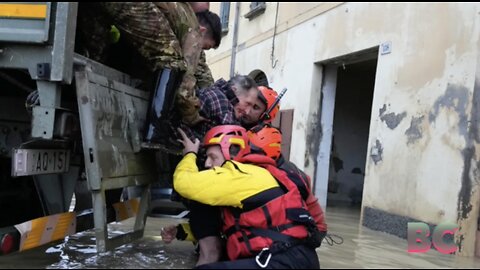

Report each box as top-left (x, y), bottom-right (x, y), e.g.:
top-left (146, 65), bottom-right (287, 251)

top-left (318, 206), bottom-right (480, 268)
top-left (1, 206), bottom-right (480, 268)
top-left (0, 217), bottom-right (197, 269)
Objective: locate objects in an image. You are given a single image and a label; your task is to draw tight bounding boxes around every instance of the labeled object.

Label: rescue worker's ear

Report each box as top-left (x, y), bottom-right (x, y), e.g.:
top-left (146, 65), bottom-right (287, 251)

top-left (199, 25), bottom-right (207, 34)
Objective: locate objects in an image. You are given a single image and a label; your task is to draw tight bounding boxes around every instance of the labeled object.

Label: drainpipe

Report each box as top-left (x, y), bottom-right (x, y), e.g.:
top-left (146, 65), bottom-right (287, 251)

top-left (229, 2), bottom-right (241, 78)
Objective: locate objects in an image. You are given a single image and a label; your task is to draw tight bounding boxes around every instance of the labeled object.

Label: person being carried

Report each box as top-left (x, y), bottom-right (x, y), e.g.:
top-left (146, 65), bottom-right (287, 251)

top-left (240, 85), bottom-right (280, 129)
top-left (179, 75), bottom-right (259, 142)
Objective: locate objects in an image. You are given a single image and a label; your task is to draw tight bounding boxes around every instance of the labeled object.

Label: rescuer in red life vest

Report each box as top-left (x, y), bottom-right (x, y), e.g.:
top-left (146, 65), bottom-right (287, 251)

top-left (173, 125), bottom-right (321, 269)
top-left (243, 84), bottom-right (328, 235)
top-left (247, 124), bottom-right (328, 235)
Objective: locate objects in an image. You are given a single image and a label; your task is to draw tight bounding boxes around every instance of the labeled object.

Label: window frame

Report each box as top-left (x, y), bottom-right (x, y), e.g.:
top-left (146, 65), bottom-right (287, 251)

top-left (219, 2), bottom-right (230, 35)
top-left (244, 2), bottom-right (266, 20)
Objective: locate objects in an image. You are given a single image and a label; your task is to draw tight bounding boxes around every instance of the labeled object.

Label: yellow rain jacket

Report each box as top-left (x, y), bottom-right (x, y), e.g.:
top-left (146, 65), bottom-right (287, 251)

top-left (173, 153), bottom-right (279, 208)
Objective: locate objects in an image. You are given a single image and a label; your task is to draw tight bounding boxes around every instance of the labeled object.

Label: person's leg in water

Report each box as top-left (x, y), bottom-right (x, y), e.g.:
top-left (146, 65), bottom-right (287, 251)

top-left (189, 152), bottom-right (224, 266)
top-left (188, 201), bottom-right (224, 266)
top-left (162, 147), bottom-right (224, 266)
top-left (160, 201), bottom-right (224, 266)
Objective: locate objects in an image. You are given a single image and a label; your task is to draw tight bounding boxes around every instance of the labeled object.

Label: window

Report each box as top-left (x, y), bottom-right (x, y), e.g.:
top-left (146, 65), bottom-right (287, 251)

top-left (271, 109), bottom-right (294, 161)
top-left (244, 2), bottom-right (266, 20)
top-left (251, 2), bottom-right (266, 9)
top-left (220, 2), bottom-right (230, 34)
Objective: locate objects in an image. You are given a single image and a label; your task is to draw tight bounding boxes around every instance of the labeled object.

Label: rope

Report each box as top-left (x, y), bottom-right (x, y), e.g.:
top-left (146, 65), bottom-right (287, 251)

top-left (323, 233), bottom-right (344, 246)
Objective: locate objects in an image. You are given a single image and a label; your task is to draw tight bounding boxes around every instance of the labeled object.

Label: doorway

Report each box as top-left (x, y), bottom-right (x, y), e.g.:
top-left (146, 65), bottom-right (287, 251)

top-left (314, 48), bottom-right (378, 211)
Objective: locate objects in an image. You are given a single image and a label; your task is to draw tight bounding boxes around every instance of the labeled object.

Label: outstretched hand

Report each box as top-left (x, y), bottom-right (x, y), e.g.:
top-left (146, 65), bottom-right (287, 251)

top-left (177, 128), bottom-right (200, 156)
top-left (161, 225), bottom-right (178, 244)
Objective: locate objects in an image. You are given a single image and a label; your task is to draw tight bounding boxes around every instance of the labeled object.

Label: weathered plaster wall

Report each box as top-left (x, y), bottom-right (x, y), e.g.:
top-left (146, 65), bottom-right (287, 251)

top-left (208, 2), bottom-right (480, 255)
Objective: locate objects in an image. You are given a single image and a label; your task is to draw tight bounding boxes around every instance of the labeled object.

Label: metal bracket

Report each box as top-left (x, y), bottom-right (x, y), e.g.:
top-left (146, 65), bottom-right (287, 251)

top-left (37, 63), bottom-right (51, 79)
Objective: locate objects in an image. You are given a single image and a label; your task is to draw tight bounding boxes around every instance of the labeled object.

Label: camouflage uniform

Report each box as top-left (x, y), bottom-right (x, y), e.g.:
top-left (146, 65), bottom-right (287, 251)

top-left (98, 2), bottom-right (214, 125)
top-left (195, 51), bottom-right (215, 89)
top-left (99, 2), bottom-right (186, 71)
top-left (157, 2), bottom-right (205, 125)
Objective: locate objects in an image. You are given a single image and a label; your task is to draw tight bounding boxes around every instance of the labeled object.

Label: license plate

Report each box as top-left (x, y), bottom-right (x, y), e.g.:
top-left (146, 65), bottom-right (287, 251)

top-left (12, 149), bottom-right (70, 176)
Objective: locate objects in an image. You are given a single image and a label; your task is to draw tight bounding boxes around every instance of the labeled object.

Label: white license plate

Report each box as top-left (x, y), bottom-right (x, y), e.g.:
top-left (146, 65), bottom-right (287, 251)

top-left (12, 149), bottom-right (70, 176)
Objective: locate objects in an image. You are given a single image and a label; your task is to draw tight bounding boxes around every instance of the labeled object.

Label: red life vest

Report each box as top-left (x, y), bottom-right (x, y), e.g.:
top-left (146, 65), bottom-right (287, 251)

top-left (278, 158), bottom-right (328, 232)
top-left (222, 154), bottom-right (315, 260)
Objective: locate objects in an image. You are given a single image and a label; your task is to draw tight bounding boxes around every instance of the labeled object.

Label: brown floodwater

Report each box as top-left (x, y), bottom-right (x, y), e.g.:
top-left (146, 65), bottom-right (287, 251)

top-left (1, 206), bottom-right (480, 269)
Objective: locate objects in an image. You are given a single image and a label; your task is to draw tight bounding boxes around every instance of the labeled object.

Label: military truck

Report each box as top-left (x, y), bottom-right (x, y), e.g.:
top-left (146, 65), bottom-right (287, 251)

top-left (0, 2), bottom-right (161, 254)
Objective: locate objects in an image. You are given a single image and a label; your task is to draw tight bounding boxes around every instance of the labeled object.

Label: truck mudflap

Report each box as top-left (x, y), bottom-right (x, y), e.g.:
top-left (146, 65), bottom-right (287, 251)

top-left (75, 66), bottom-right (156, 252)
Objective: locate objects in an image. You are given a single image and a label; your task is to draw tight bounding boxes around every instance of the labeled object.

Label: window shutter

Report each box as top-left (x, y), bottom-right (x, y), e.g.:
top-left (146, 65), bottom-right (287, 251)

top-left (271, 109), bottom-right (294, 161)
top-left (220, 2), bottom-right (230, 34)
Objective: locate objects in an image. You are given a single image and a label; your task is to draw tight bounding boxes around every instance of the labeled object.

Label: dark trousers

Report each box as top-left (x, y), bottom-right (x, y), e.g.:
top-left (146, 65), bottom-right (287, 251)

top-left (195, 244), bottom-right (320, 269)
top-left (183, 155), bottom-right (223, 240)
top-left (188, 201), bottom-right (222, 239)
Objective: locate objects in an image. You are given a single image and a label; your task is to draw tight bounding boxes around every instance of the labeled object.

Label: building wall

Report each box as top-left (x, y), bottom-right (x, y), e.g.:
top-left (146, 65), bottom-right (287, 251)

top-left (207, 2), bottom-right (480, 256)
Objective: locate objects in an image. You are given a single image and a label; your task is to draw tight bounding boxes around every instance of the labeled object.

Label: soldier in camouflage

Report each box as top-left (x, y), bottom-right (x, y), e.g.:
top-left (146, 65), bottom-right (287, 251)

top-left (95, 2), bottom-right (221, 126)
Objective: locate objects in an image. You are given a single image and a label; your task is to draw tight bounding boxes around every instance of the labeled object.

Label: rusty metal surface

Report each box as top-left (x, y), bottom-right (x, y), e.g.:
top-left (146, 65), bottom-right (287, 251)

top-left (75, 70), bottom-right (155, 189)
top-left (75, 67), bottom-right (155, 253)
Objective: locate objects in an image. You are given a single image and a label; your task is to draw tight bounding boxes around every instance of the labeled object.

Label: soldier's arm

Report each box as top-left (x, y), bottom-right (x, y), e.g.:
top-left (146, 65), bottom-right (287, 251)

top-left (195, 51), bottom-right (215, 89)
top-left (100, 2), bottom-right (185, 72)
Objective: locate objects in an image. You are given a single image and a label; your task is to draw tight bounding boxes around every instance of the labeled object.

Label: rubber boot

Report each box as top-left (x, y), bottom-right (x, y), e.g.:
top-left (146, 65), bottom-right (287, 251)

top-left (142, 68), bottom-right (184, 154)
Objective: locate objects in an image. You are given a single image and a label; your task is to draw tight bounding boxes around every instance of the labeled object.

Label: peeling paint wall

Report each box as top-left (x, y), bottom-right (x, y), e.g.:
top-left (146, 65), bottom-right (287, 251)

top-left (208, 2), bottom-right (480, 256)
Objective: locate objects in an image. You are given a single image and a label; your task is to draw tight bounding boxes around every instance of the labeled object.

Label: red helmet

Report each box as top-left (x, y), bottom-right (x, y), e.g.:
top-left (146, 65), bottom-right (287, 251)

top-left (247, 124), bottom-right (282, 161)
top-left (258, 86), bottom-right (280, 123)
top-left (204, 125), bottom-right (251, 161)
